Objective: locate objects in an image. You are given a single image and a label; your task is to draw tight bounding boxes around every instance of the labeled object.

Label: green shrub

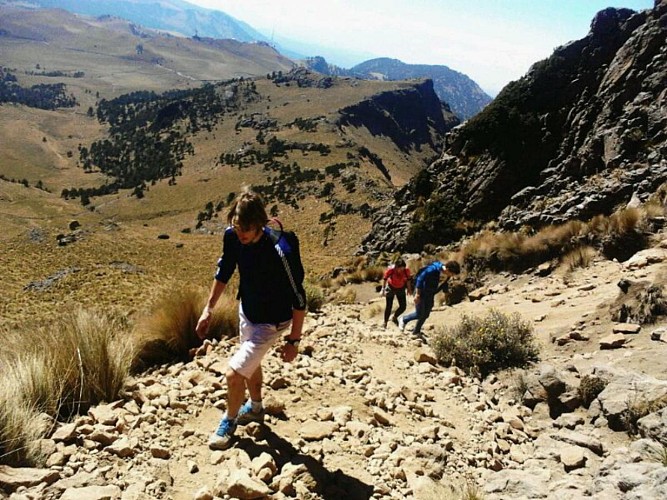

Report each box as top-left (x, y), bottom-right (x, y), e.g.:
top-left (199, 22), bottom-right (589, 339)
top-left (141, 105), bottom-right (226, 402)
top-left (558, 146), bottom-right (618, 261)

top-left (431, 309), bottom-right (539, 378)
top-left (578, 375), bottom-right (607, 408)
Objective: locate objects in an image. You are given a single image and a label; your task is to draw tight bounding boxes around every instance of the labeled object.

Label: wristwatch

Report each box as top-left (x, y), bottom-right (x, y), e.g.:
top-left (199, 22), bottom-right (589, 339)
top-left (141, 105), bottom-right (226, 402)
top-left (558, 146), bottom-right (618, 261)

top-left (285, 337), bottom-right (301, 347)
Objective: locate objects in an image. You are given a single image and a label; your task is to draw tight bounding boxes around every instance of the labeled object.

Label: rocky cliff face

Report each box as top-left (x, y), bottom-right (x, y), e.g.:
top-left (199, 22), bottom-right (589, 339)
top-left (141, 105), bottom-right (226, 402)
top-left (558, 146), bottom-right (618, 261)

top-left (349, 58), bottom-right (492, 121)
top-left (337, 79), bottom-right (460, 154)
top-left (363, 1), bottom-right (667, 254)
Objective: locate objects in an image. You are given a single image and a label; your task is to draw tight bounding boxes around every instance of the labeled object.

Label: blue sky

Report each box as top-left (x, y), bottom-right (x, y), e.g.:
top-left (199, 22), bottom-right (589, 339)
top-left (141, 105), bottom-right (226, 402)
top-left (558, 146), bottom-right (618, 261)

top-left (187, 0), bottom-right (654, 96)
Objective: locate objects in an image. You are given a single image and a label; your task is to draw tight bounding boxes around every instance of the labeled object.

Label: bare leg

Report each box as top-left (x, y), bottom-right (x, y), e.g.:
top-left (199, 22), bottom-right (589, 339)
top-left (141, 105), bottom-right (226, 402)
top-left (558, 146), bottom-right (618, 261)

top-left (246, 366), bottom-right (263, 402)
top-left (225, 368), bottom-right (247, 419)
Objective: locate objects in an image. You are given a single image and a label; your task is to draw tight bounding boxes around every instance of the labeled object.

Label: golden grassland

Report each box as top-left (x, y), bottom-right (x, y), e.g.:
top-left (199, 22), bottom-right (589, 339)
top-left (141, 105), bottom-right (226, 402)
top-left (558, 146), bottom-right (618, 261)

top-left (0, 58), bottom-right (435, 308)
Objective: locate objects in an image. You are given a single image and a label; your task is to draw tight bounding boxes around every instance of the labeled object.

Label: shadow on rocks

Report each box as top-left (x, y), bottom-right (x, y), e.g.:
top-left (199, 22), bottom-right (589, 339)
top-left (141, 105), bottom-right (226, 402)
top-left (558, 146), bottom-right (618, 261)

top-left (238, 427), bottom-right (374, 500)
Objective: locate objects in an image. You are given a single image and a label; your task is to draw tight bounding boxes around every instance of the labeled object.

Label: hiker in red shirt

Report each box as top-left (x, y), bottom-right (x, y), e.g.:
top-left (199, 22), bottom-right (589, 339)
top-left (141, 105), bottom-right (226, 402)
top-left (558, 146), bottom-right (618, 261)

top-left (381, 258), bottom-right (412, 329)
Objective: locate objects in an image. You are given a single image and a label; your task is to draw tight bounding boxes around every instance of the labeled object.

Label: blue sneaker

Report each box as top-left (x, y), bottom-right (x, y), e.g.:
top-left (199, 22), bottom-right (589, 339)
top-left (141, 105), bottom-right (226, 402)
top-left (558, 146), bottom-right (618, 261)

top-left (236, 400), bottom-right (265, 425)
top-left (208, 417), bottom-right (237, 450)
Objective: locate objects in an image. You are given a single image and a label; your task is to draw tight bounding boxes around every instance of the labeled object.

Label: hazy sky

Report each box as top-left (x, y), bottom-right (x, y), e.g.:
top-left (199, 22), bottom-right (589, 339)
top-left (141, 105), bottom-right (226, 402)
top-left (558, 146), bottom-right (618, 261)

top-left (186, 0), bottom-right (654, 95)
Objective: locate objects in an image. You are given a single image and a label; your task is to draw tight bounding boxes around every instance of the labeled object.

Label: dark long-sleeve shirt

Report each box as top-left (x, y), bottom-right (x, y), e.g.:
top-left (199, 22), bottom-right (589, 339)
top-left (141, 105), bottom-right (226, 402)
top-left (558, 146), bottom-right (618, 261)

top-left (215, 227), bottom-right (306, 324)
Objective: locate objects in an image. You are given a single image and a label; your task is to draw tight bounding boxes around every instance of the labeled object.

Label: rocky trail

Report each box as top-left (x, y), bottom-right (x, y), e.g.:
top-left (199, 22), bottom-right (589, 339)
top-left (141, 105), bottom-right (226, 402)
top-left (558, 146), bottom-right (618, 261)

top-left (2, 244), bottom-right (667, 499)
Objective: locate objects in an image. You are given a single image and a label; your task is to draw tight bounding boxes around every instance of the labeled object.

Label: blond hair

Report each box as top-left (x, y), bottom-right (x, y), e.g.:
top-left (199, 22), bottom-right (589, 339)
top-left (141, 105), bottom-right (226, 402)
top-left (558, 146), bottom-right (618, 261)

top-left (226, 186), bottom-right (268, 230)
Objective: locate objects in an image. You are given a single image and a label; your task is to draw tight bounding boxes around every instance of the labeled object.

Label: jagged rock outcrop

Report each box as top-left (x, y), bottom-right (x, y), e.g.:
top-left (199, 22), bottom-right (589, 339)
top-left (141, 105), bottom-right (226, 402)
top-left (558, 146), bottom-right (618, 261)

top-left (337, 79), bottom-right (460, 153)
top-left (363, 1), bottom-right (667, 253)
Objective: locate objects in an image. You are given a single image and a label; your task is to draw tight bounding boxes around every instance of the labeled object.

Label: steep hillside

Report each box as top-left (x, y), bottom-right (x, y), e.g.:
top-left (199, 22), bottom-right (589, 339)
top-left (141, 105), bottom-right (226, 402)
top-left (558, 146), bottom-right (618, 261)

top-left (303, 56), bottom-right (492, 121)
top-left (362, 2), bottom-right (666, 253)
top-left (2, 238), bottom-right (667, 499)
top-left (0, 6), bottom-right (294, 92)
top-left (0, 0), bottom-right (268, 42)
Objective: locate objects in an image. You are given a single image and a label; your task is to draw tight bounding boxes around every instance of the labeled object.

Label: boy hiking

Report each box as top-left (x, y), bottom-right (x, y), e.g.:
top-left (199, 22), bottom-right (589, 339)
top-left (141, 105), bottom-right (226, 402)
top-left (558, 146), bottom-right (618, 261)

top-left (399, 260), bottom-right (460, 337)
top-left (196, 187), bottom-right (306, 450)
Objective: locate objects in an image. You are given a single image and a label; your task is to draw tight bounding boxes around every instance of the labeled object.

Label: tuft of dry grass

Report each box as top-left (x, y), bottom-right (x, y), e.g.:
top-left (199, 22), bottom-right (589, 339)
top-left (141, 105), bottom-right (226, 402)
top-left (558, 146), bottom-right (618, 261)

top-left (304, 281), bottom-right (325, 312)
top-left (331, 287), bottom-right (357, 304)
top-left (612, 283), bottom-right (667, 325)
top-left (634, 284), bottom-right (667, 324)
top-left (560, 245), bottom-right (597, 272)
top-left (361, 265), bottom-right (385, 282)
top-left (0, 309), bottom-right (134, 466)
top-left (622, 391), bottom-right (667, 436)
top-left (609, 207), bottom-right (642, 235)
top-left (645, 443), bottom-right (667, 466)
top-left (131, 286), bottom-right (238, 370)
top-left (419, 478), bottom-right (484, 500)
top-left (458, 202), bottom-right (658, 275)
top-left (511, 370), bottom-right (530, 405)
top-left (345, 270), bottom-right (365, 284)
top-left (0, 391), bottom-right (47, 466)
top-left (367, 303), bottom-right (383, 318)
top-left (578, 374), bottom-right (608, 409)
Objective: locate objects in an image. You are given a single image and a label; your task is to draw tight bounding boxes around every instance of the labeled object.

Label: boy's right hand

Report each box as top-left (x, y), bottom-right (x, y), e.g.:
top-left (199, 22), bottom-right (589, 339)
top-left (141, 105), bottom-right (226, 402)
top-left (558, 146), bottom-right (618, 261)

top-left (195, 309), bottom-right (211, 339)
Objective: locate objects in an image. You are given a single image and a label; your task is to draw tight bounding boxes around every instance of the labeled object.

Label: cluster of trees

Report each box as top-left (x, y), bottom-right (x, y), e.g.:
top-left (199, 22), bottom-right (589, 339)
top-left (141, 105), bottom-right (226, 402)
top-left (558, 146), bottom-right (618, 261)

top-left (61, 184), bottom-right (119, 206)
top-left (195, 200), bottom-right (225, 229)
top-left (268, 68), bottom-right (333, 89)
top-left (237, 154), bottom-right (369, 220)
top-left (66, 79), bottom-right (258, 203)
top-left (359, 146), bottom-right (391, 181)
top-left (0, 174), bottom-right (51, 192)
top-left (286, 117), bottom-right (319, 132)
top-left (25, 70), bottom-right (85, 78)
top-left (220, 136), bottom-right (331, 169)
top-left (252, 160), bottom-right (325, 209)
top-left (193, 193), bottom-right (236, 229)
top-left (0, 67), bottom-right (77, 110)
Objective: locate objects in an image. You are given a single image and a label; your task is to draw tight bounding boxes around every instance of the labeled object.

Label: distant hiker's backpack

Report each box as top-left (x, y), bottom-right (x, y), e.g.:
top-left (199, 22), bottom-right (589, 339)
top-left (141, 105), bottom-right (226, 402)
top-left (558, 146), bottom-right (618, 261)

top-left (410, 263), bottom-right (442, 294)
top-left (408, 265), bottom-right (427, 293)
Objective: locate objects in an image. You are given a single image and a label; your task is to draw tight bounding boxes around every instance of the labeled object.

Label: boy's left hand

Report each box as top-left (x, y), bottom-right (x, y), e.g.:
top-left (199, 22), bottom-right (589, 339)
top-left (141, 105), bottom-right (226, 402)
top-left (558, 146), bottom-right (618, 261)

top-left (279, 343), bottom-right (298, 362)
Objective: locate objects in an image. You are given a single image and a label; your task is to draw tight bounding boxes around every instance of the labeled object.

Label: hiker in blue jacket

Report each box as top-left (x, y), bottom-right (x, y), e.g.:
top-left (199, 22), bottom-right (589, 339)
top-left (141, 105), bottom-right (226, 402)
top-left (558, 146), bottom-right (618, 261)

top-left (196, 187), bottom-right (307, 450)
top-left (399, 260), bottom-right (460, 337)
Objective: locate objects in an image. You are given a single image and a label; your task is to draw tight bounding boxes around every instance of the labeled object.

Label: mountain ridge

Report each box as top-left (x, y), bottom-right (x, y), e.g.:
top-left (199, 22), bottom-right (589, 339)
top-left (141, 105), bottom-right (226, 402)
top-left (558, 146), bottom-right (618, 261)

top-left (2, 0), bottom-right (493, 121)
top-left (303, 55), bottom-right (492, 120)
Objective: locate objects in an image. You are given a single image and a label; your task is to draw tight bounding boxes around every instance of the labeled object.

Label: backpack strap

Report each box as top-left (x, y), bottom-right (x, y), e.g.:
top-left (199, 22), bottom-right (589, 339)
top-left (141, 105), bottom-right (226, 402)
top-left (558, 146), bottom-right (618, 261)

top-left (267, 219), bottom-right (306, 310)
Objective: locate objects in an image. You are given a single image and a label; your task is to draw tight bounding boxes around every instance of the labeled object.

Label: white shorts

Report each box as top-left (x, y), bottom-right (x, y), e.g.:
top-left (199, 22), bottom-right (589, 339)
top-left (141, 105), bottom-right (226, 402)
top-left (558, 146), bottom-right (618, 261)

top-left (228, 304), bottom-right (291, 379)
